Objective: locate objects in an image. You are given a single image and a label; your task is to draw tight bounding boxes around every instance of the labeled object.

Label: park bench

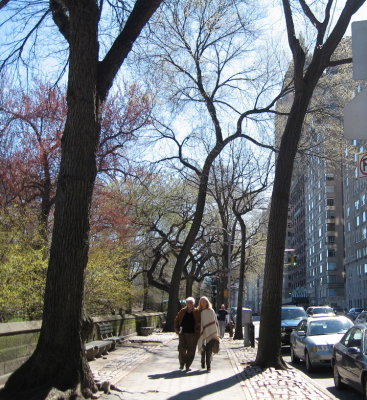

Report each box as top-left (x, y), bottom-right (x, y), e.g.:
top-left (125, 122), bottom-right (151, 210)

top-left (97, 322), bottom-right (124, 350)
top-left (84, 338), bottom-right (113, 361)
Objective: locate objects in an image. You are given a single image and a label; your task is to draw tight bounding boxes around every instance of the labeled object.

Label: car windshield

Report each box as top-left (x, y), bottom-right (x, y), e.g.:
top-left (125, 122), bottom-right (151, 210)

top-left (281, 308), bottom-right (307, 320)
top-left (350, 308), bottom-right (363, 313)
top-left (309, 319), bottom-right (352, 335)
top-left (312, 307), bottom-right (333, 314)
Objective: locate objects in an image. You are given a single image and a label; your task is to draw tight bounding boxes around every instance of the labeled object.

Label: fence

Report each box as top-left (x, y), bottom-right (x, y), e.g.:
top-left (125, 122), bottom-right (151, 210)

top-left (0, 311), bottom-right (165, 384)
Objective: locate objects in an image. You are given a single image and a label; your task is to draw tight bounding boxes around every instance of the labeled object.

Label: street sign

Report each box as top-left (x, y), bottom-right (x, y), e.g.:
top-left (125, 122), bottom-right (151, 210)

top-left (344, 88), bottom-right (367, 139)
top-left (358, 152), bottom-right (367, 177)
top-left (352, 21), bottom-right (367, 80)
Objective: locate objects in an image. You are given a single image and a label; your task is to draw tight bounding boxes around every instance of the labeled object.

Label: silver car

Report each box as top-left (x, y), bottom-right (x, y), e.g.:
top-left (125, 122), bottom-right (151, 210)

top-left (290, 316), bottom-right (354, 372)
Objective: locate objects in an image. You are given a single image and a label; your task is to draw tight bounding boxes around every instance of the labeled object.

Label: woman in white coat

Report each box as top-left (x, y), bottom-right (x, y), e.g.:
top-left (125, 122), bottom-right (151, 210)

top-left (197, 296), bottom-right (220, 372)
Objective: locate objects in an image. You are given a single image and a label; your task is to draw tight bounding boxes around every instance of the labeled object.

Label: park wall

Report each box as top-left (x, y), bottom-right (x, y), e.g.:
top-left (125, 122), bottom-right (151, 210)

top-left (0, 311), bottom-right (165, 385)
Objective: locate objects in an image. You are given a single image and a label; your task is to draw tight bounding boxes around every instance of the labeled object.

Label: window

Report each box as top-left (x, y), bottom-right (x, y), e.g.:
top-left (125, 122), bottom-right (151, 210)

top-left (328, 249), bottom-right (336, 257)
top-left (326, 174), bottom-right (334, 181)
top-left (327, 262), bottom-right (337, 271)
top-left (327, 198), bottom-right (334, 206)
top-left (326, 223), bottom-right (335, 231)
top-left (328, 236), bottom-right (335, 244)
top-left (342, 328), bottom-right (362, 349)
top-left (327, 211), bottom-right (335, 219)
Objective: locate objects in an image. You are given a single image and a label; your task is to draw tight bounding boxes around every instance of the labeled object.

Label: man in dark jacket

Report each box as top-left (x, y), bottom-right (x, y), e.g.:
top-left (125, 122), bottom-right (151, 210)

top-left (174, 297), bottom-right (201, 371)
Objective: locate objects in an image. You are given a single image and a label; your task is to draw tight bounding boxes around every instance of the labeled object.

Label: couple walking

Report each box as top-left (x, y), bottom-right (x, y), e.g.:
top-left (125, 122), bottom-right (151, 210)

top-left (174, 296), bottom-right (219, 372)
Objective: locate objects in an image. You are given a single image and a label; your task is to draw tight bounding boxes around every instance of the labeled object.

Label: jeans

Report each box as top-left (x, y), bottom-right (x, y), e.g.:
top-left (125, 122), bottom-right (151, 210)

top-left (201, 339), bottom-right (214, 369)
top-left (218, 320), bottom-right (226, 338)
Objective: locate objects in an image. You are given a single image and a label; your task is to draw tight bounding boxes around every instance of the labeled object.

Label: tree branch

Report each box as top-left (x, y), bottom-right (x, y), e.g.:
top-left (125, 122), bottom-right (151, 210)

top-left (50, 0), bottom-right (70, 42)
top-left (98, 0), bottom-right (163, 100)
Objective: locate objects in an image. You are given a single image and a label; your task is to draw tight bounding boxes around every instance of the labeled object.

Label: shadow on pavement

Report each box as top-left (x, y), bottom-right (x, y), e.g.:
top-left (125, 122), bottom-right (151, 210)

top-left (148, 369), bottom-right (208, 380)
top-left (165, 370), bottom-right (261, 400)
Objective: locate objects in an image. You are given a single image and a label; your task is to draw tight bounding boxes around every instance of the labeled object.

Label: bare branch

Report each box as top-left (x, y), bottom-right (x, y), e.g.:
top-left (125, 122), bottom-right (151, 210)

top-left (50, 0), bottom-right (70, 42)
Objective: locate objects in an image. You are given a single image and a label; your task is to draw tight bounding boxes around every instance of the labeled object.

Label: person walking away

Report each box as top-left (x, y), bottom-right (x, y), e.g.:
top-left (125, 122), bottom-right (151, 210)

top-left (174, 297), bottom-right (201, 372)
top-left (197, 296), bottom-right (220, 372)
top-left (217, 304), bottom-right (229, 339)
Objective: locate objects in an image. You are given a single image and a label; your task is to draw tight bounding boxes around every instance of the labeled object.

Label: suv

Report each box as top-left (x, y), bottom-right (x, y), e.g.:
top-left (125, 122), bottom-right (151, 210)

top-left (281, 306), bottom-right (307, 344)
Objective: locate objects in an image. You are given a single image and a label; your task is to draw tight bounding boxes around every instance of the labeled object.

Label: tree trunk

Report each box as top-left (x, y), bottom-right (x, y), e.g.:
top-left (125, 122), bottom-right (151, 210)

top-left (1, 3), bottom-right (101, 398)
top-left (164, 145), bottom-right (225, 331)
top-left (255, 0), bottom-right (365, 370)
top-left (233, 219), bottom-right (246, 340)
top-left (255, 93), bottom-right (312, 369)
top-left (143, 271), bottom-right (149, 311)
top-left (185, 276), bottom-right (194, 298)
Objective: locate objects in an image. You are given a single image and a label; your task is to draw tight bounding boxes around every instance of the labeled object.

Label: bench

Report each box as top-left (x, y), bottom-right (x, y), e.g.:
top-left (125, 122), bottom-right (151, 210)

top-left (97, 322), bottom-right (124, 350)
top-left (85, 339), bottom-right (113, 361)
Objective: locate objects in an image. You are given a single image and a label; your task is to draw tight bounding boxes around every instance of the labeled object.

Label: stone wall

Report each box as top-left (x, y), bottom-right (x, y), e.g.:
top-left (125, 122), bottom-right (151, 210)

top-left (0, 312), bottom-right (165, 383)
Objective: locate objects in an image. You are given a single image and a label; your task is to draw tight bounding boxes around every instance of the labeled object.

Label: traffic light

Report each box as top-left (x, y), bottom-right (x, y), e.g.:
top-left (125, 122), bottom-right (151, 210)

top-left (291, 255), bottom-right (298, 266)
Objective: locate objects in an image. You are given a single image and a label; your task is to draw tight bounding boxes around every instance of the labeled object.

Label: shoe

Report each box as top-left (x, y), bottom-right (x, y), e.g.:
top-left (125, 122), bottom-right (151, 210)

top-left (207, 367), bottom-right (211, 372)
top-left (185, 368), bottom-right (191, 372)
top-left (201, 362), bottom-right (205, 369)
top-left (179, 364), bottom-right (184, 370)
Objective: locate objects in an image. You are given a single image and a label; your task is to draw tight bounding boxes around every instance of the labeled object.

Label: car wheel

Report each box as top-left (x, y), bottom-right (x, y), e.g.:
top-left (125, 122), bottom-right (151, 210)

top-left (305, 351), bottom-right (313, 372)
top-left (333, 363), bottom-right (345, 390)
top-left (290, 346), bottom-right (300, 363)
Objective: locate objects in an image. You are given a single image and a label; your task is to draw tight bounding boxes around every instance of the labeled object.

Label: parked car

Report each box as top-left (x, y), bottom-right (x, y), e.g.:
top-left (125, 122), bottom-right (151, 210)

top-left (306, 306), bottom-right (335, 317)
top-left (354, 310), bottom-right (367, 324)
top-left (290, 316), bottom-right (353, 372)
top-left (281, 306), bottom-right (307, 344)
top-left (346, 308), bottom-right (364, 321)
top-left (332, 323), bottom-right (367, 397)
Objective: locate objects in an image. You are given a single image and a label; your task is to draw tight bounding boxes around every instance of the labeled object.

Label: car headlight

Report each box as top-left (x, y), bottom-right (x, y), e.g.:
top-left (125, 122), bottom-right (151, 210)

top-left (311, 345), bottom-right (329, 352)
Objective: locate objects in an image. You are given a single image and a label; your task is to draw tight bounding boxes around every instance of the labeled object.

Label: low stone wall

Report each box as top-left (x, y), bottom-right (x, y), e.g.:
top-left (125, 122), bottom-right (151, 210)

top-left (0, 312), bottom-right (165, 383)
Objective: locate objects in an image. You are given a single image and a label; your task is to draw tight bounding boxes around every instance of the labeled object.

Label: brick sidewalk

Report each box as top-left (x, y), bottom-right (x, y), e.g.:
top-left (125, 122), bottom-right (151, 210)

top-left (93, 332), bottom-right (337, 400)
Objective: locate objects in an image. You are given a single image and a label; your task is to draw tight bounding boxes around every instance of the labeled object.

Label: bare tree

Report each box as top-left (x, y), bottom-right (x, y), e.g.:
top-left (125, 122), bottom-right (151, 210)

top-left (141, 0), bottom-right (280, 331)
top-left (255, 0), bottom-right (365, 369)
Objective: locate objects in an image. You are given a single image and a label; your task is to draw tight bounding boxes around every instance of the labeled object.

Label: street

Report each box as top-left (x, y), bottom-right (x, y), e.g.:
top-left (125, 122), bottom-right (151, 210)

top-left (281, 346), bottom-right (362, 400)
top-left (252, 321), bottom-right (363, 400)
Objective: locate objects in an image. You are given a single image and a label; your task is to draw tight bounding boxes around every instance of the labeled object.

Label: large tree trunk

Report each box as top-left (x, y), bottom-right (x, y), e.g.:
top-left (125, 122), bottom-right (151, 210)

top-left (0, 1), bottom-right (164, 398)
top-left (2, 3), bottom-right (101, 399)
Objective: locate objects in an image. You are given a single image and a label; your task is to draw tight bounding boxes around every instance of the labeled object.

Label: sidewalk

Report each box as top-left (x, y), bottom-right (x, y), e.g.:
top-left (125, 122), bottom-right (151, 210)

top-left (92, 332), bottom-right (337, 400)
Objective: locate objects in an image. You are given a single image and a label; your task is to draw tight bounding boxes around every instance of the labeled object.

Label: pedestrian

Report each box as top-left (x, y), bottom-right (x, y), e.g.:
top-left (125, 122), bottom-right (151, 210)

top-left (217, 304), bottom-right (229, 339)
top-left (197, 296), bottom-right (220, 372)
top-left (174, 296), bottom-right (201, 372)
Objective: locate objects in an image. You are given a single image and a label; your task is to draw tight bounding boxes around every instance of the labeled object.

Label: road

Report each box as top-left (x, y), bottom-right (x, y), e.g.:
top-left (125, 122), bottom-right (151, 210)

top-left (281, 346), bottom-right (362, 400)
top-left (252, 321), bottom-right (363, 400)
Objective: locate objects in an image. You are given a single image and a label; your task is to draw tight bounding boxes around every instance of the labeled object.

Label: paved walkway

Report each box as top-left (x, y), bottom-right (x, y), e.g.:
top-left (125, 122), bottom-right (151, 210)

top-left (92, 332), bottom-right (337, 400)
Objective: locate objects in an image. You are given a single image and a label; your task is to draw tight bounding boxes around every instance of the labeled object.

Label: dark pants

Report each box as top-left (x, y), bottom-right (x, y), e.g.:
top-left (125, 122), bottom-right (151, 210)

top-left (178, 333), bottom-right (197, 369)
top-left (201, 339), bottom-right (214, 369)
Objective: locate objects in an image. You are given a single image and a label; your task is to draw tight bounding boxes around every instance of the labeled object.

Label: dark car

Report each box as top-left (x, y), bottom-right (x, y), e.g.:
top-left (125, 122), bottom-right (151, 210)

top-left (332, 323), bottom-right (367, 398)
top-left (281, 306), bottom-right (307, 344)
top-left (346, 308), bottom-right (364, 321)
